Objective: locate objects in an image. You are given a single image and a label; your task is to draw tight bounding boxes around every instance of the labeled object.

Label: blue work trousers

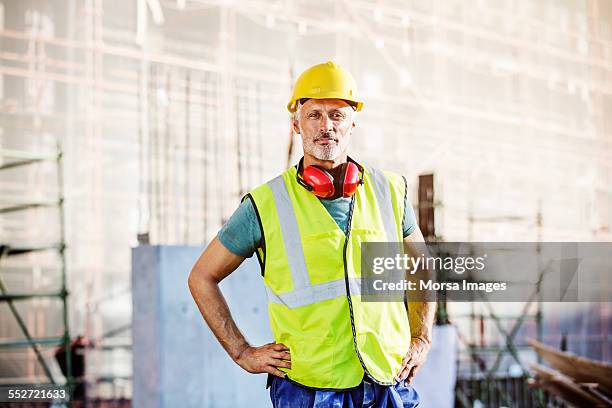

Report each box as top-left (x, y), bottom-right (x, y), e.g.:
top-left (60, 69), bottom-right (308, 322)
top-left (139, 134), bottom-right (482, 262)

top-left (269, 375), bottom-right (420, 408)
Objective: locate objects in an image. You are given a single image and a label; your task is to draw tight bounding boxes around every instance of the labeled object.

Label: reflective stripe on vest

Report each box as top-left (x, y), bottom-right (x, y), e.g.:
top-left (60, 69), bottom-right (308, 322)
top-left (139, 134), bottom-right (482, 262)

top-left (265, 277), bottom-right (362, 309)
top-left (267, 176), bottom-right (310, 290)
top-left (368, 167), bottom-right (398, 243)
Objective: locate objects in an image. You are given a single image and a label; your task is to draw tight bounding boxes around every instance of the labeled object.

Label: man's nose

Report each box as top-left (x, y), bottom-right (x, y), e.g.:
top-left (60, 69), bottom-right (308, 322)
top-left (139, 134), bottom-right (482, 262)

top-left (320, 115), bottom-right (334, 132)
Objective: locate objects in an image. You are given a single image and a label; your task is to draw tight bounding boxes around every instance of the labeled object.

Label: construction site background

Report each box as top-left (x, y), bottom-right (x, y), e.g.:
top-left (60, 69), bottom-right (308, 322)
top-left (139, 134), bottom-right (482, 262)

top-left (0, 0), bottom-right (610, 405)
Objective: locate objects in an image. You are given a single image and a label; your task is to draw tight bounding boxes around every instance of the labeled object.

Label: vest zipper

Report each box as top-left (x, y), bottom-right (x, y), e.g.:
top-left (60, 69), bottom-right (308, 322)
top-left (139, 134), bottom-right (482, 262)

top-left (342, 195), bottom-right (392, 386)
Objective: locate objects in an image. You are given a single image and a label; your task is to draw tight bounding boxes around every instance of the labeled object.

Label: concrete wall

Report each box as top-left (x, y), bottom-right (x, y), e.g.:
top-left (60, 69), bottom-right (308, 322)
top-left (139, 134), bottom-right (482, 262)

top-left (412, 325), bottom-right (458, 408)
top-left (132, 245), bottom-right (272, 408)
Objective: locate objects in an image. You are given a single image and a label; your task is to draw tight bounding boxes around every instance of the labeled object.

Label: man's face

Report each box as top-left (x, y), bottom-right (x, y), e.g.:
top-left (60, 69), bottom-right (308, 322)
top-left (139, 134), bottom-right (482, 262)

top-left (293, 99), bottom-right (356, 161)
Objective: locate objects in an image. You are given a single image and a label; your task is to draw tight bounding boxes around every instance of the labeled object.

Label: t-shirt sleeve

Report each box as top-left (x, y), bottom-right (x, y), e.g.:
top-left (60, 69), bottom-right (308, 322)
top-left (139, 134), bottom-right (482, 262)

top-left (402, 178), bottom-right (417, 238)
top-left (217, 197), bottom-right (263, 258)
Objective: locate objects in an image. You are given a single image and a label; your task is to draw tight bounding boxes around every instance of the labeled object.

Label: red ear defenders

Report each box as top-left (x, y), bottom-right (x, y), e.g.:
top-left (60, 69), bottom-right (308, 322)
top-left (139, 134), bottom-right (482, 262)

top-left (298, 161), bottom-right (363, 199)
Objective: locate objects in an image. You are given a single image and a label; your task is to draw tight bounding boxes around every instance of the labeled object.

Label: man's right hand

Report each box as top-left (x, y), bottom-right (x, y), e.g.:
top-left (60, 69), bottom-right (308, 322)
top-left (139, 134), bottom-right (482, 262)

top-left (235, 342), bottom-right (291, 378)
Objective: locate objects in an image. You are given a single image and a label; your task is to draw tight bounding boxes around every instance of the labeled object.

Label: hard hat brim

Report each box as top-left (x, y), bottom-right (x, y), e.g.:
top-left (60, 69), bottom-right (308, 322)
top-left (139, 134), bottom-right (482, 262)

top-left (287, 95), bottom-right (364, 113)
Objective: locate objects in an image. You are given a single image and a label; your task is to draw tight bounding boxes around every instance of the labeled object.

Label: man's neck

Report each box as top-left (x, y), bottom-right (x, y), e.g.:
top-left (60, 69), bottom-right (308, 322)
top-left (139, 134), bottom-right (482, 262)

top-left (303, 153), bottom-right (348, 171)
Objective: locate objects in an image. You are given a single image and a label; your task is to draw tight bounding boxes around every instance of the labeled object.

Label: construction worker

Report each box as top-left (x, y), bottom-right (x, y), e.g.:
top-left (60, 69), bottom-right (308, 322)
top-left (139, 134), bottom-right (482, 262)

top-left (188, 61), bottom-right (436, 407)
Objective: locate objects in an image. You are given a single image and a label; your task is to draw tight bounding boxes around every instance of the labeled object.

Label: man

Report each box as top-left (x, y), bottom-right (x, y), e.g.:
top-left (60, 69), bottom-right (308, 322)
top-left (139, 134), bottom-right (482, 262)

top-left (188, 61), bottom-right (436, 407)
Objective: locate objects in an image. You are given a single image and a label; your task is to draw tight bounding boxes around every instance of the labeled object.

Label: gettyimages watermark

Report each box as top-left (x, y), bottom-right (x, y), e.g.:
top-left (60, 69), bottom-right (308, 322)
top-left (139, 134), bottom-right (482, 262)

top-left (360, 242), bottom-right (612, 302)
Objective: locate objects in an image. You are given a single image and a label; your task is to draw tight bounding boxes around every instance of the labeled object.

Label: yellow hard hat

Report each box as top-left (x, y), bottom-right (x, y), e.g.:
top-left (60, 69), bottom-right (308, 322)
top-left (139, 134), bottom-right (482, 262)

top-left (287, 61), bottom-right (364, 113)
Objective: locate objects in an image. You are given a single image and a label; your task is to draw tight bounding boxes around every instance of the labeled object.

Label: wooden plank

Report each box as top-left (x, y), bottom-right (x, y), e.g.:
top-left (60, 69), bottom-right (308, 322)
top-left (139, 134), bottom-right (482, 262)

top-left (530, 364), bottom-right (608, 407)
top-left (528, 338), bottom-right (612, 395)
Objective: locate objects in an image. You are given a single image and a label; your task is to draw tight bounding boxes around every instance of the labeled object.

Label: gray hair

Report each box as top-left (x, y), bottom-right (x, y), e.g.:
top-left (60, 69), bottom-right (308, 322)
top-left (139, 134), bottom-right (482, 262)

top-left (293, 102), bottom-right (301, 121)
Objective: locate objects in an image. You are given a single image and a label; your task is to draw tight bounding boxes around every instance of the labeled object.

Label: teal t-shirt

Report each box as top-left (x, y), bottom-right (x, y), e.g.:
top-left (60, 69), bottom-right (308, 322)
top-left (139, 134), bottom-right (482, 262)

top-left (218, 187), bottom-right (417, 258)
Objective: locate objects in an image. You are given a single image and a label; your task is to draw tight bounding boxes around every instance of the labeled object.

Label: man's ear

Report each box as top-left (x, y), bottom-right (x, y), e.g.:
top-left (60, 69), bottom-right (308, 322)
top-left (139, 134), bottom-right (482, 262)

top-left (292, 119), bottom-right (301, 135)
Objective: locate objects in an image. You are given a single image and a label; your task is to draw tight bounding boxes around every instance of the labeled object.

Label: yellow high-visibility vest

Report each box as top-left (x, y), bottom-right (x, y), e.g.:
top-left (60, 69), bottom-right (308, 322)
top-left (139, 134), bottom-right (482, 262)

top-left (245, 164), bottom-right (410, 389)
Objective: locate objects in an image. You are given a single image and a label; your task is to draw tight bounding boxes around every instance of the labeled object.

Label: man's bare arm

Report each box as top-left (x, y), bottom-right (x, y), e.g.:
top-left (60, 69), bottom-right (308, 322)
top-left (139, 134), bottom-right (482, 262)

top-left (395, 226), bottom-right (437, 384)
top-left (404, 227), bottom-right (436, 345)
top-left (188, 237), bottom-right (290, 377)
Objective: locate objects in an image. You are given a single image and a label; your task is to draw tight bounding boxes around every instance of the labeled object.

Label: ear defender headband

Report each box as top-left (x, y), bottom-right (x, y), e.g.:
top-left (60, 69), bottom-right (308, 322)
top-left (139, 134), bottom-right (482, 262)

top-left (297, 159), bottom-right (364, 199)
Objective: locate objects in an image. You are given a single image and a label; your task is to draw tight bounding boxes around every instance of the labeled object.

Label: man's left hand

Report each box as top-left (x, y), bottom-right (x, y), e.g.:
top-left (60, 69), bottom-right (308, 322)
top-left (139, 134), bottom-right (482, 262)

top-left (395, 337), bottom-right (431, 385)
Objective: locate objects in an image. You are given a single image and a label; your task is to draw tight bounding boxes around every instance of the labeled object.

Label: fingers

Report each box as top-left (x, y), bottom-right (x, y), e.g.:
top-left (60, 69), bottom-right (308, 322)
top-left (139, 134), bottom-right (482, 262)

top-left (396, 351), bottom-right (413, 380)
top-left (270, 358), bottom-right (291, 369)
top-left (272, 343), bottom-right (289, 351)
top-left (272, 351), bottom-right (291, 361)
top-left (401, 353), bottom-right (414, 367)
top-left (266, 366), bottom-right (287, 378)
top-left (395, 361), bottom-right (411, 382)
top-left (253, 343), bottom-right (291, 379)
top-left (262, 343), bottom-right (291, 377)
top-left (405, 365), bottom-right (420, 385)
top-left (396, 364), bottom-right (411, 382)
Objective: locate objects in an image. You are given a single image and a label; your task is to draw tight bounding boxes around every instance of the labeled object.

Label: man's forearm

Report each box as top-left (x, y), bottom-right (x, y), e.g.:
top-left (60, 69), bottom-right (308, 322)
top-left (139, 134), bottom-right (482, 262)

top-left (408, 300), bottom-right (436, 344)
top-left (188, 276), bottom-right (249, 361)
top-left (406, 262), bottom-right (436, 344)
top-left (403, 228), bottom-right (436, 345)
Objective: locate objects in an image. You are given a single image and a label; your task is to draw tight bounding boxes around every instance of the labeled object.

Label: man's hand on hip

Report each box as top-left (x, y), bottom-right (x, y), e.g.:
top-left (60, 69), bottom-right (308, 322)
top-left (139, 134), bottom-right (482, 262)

top-left (235, 342), bottom-right (291, 378)
top-left (395, 337), bottom-right (431, 385)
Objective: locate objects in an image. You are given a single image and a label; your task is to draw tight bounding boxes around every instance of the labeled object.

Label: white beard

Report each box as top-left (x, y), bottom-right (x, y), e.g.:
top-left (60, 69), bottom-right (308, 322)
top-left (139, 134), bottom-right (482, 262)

top-left (303, 134), bottom-right (348, 161)
top-left (309, 142), bottom-right (342, 161)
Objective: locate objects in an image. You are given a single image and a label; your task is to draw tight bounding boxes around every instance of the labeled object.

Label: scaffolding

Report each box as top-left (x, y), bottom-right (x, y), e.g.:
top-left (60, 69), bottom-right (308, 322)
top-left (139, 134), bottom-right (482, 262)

top-left (0, 144), bottom-right (72, 388)
top-left (417, 172), bottom-right (551, 406)
top-left (445, 205), bottom-right (545, 407)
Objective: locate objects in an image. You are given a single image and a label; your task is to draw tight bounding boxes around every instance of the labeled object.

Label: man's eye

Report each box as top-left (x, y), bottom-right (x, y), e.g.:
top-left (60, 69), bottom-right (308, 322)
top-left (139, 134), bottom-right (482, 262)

top-left (331, 113), bottom-right (344, 119)
top-left (309, 113), bottom-right (320, 118)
